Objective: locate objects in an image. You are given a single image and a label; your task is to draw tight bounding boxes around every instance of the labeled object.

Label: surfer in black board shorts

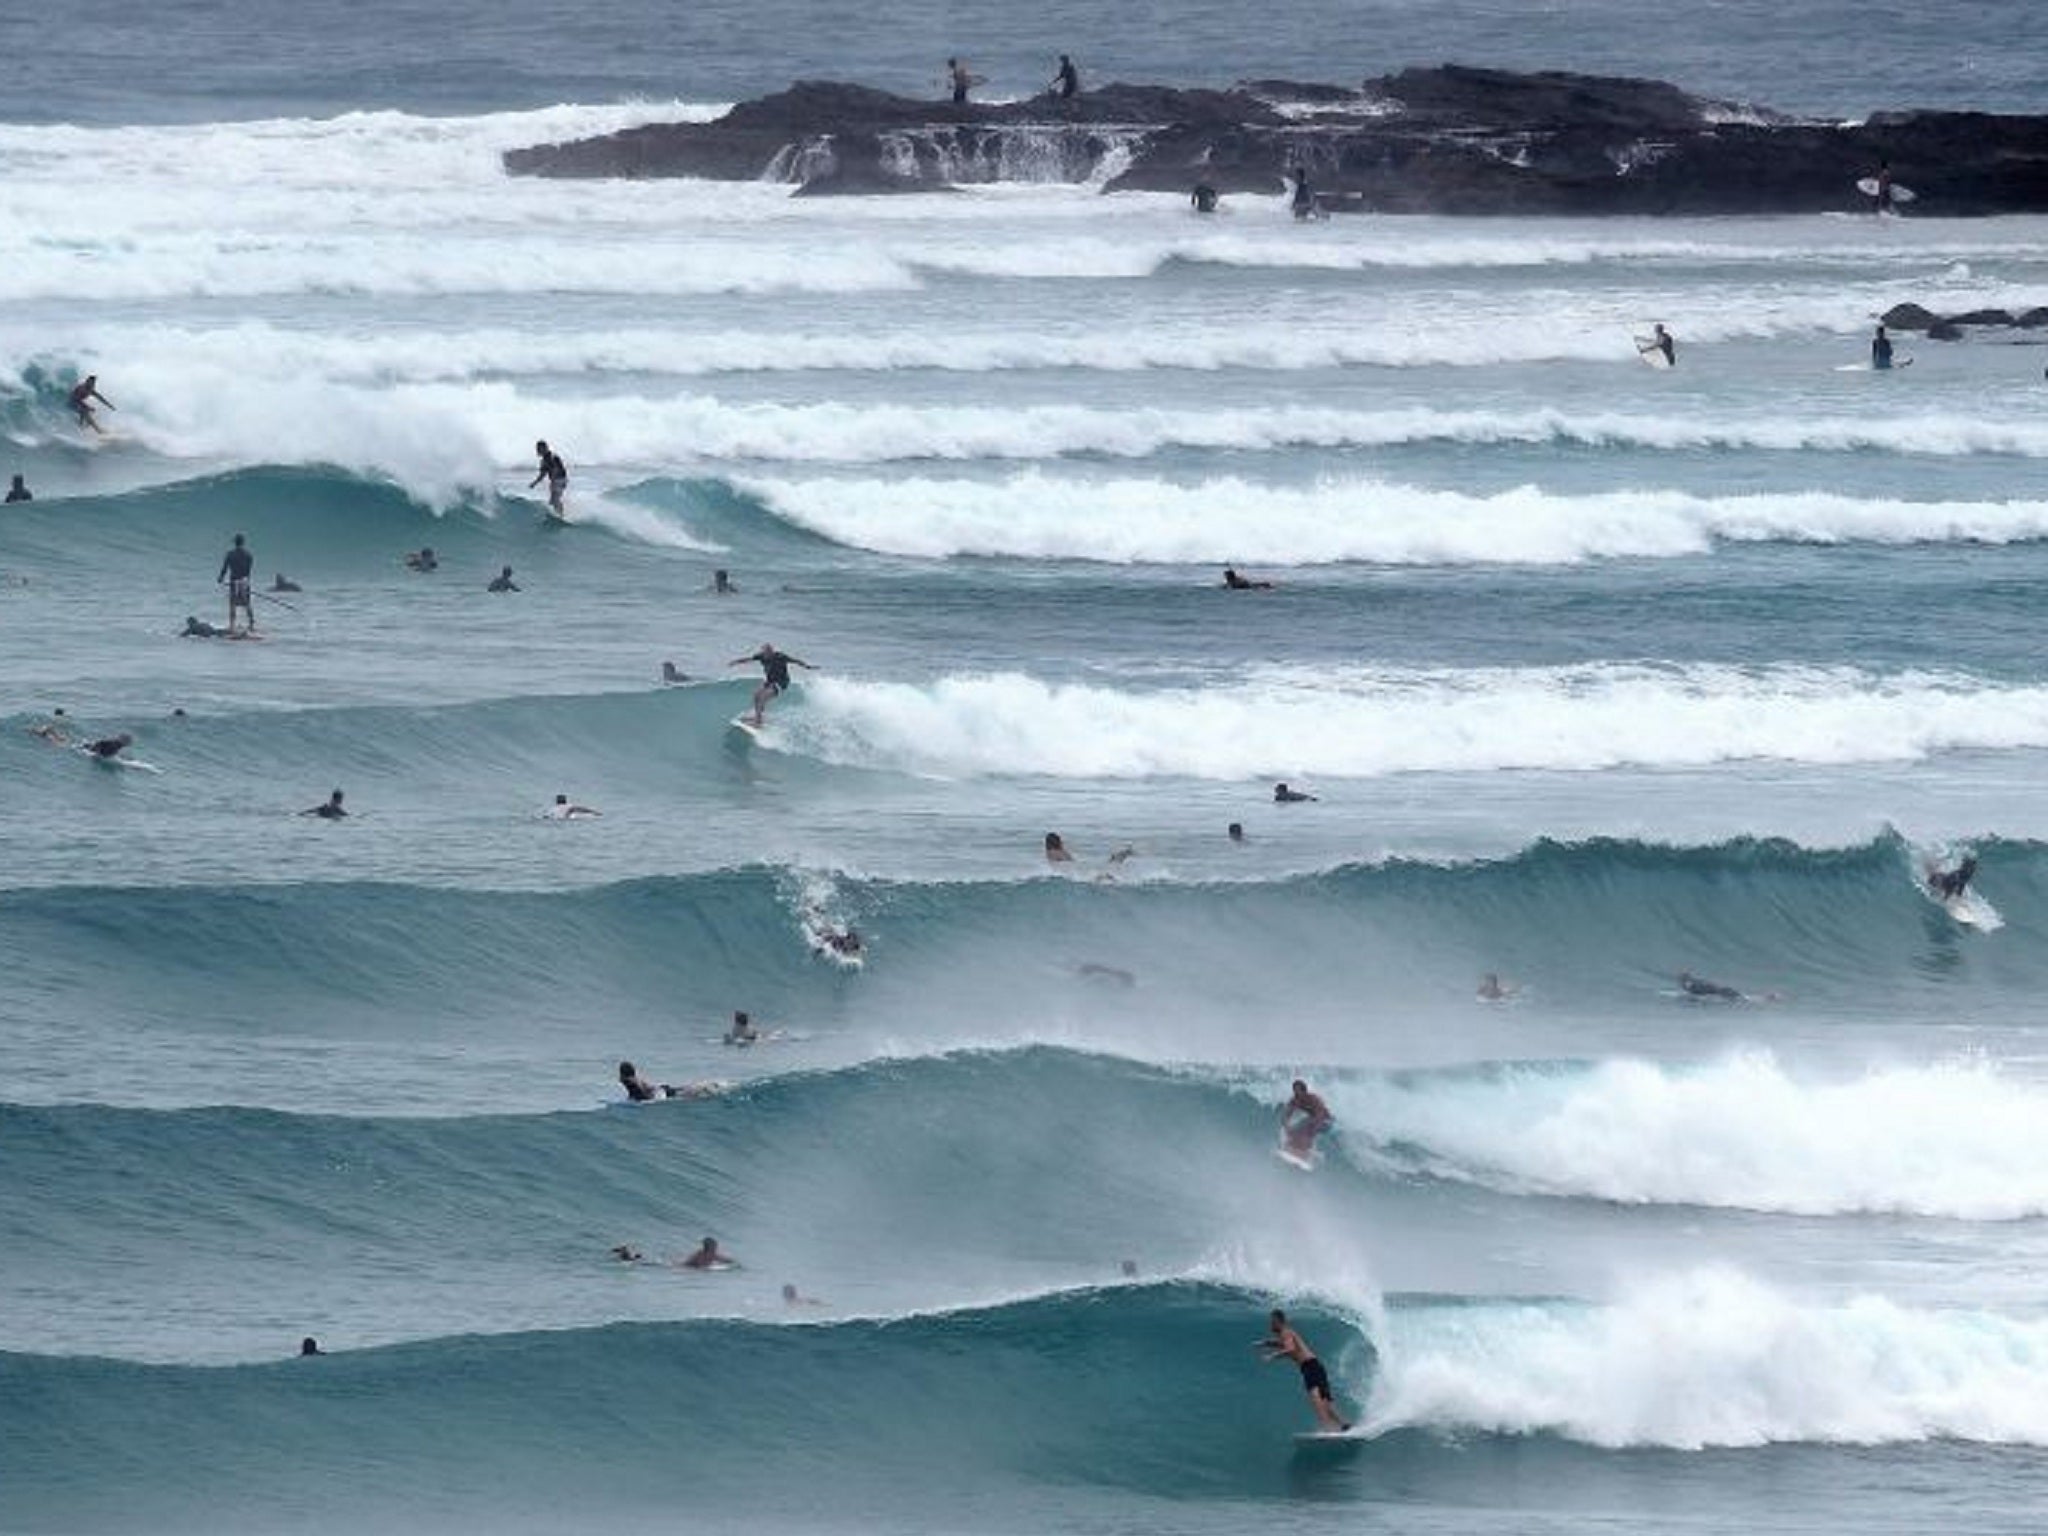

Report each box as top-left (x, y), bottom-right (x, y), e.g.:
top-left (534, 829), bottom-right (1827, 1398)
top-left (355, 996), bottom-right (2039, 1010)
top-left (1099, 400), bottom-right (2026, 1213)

top-left (217, 533), bottom-right (256, 635)
top-left (68, 375), bottom-right (113, 433)
top-left (529, 440), bottom-right (568, 516)
top-left (1261, 1310), bottom-right (1350, 1432)
top-left (729, 643), bottom-right (813, 726)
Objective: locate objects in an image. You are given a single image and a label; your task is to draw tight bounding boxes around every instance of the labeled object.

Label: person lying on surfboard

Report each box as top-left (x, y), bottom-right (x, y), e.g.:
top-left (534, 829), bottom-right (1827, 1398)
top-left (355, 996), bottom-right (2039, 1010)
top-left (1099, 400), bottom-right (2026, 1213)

top-left (1260, 1309), bottom-right (1350, 1433)
top-left (1222, 566), bottom-right (1273, 590)
top-left (1280, 1079), bottom-right (1333, 1157)
top-left (730, 643), bottom-right (813, 727)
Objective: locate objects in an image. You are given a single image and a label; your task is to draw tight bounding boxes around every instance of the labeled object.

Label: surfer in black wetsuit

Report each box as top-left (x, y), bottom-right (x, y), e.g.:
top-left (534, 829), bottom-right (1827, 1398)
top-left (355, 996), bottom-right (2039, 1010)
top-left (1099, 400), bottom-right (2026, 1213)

top-left (1273, 782), bottom-right (1316, 803)
top-left (1223, 566), bottom-right (1273, 590)
top-left (724, 1011), bottom-right (759, 1046)
top-left (217, 533), bottom-right (256, 635)
top-left (1873, 160), bottom-right (1894, 213)
top-left (302, 789), bottom-right (348, 819)
top-left (1048, 54), bottom-right (1079, 100)
top-left (529, 440), bottom-right (568, 516)
top-left (729, 642), bottom-right (814, 726)
top-left (1928, 854), bottom-right (1977, 901)
top-left (68, 375), bottom-right (113, 433)
top-left (181, 615), bottom-right (227, 638)
top-left (711, 569), bottom-right (737, 594)
top-left (1261, 1310), bottom-right (1349, 1433)
top-left (83, 732), bottom-right (133, 760)
top-left (1677, 970), bottom-right (1742, 1001)
top-left (1191, 183), bottom-right (1219, 214)
top-left (5, 474), bottom-right (29, 503)
top-left (1289, 166), bottom-right (1316, 221)
top-left (1639, 323), bottom-right (1676, 368)
top-left (1872, 324), bottom-right (1894, 371)
top-left (271, 573), bottom-right (301, 593)
top-left (488, 565), bottom-right (519, 593)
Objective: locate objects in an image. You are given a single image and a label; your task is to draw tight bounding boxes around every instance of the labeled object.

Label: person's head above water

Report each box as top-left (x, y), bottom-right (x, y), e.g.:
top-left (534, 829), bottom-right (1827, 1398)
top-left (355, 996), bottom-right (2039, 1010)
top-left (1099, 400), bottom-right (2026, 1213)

top-left (618, 1060), bottom-right (638, 1081)
top-left (232, 533), bottom-right (245, 549)
top-left (781, 1283), bottom-right (799, 1301)
top-left (328, 789), bottom-right (344, 806)
top-left (1045, 832), bottom-right (1064, 850)
top-left (1291, 1078), bottom-right (1308, 1097)
top-left (501, 565), bottom-right (513, 577)
top-left (1228, 822), bottom-right (1244, 841)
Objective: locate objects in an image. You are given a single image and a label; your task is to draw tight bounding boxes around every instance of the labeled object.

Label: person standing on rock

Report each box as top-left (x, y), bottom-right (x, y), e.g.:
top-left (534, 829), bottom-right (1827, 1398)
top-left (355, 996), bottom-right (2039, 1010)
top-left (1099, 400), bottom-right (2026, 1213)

top-left (946, 58), bottom-right (983, 105)
top-left (1048, 54), bottom-right (1080, 100)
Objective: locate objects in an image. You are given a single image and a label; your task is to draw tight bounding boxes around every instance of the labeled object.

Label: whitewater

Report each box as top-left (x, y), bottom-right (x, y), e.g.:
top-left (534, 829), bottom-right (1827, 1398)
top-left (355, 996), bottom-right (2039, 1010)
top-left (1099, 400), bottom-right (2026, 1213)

top-left (8, 3), bottom-right (2048, 1532)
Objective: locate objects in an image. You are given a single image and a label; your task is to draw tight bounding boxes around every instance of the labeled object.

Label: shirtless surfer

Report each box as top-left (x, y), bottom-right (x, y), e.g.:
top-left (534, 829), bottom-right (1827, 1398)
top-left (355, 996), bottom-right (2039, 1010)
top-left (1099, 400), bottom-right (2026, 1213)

top-left (68, 375), bottom-right (114, 433)
top-left (617, 1061), bottom-right (718, 1101)
top-left (1223, 566), bottom-right (1274, 590)
top-left (218, 534), bottom-right (256, 635)
top-left (1280, 1079), bottom-right (1333, 1158)
top-left (1260, 1309), bottom-right (1350, 1432)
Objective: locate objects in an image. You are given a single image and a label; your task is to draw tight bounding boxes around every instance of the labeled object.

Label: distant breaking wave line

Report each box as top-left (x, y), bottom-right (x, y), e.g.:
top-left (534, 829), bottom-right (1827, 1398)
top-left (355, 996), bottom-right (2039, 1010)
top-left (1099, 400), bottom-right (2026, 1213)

top-left (739, 471), bottom-right (2048, 565)
top-left (779, 663), bottom-right (2048, 779)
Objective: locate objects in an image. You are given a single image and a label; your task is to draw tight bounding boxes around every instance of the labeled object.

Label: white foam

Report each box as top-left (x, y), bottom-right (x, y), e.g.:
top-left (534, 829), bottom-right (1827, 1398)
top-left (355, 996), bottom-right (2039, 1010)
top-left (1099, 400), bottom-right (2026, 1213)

top-left (781, 664), bottom-right (2048, 780)
top-left (1372, 1267), bottom-right (2048, 1448)
top-left (1326, 1051), bottom-right (2048, 1219)
top-left (742, 471), bottom-right (2048, 565)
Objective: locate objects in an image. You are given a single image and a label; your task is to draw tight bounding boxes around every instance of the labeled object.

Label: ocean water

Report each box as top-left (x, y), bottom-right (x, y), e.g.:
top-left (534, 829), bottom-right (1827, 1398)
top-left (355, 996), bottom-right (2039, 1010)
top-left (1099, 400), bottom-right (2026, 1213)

top-left (8, 4), bottom-right (2048, 1532)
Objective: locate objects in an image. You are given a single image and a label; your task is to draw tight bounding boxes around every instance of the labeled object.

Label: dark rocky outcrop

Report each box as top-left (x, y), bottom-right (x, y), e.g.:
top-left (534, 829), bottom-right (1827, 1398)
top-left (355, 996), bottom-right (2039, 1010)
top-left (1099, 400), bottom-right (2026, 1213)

top-left (505, 65), bottom-right (2048, 217)
top-left (1881, 303), bottom-right (2048, 339)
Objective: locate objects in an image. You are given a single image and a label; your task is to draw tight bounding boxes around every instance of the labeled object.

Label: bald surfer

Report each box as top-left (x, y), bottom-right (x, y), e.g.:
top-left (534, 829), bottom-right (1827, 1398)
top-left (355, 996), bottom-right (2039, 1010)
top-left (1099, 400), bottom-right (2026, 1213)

top-left (1260, 1309), bottom-right (1350, 1432)
top-left (68, 375), bottom-right (113, 434)
top-left (217, 533), bottom-right (256, 635)
top-left (729, 643), bottom-right (813, 726)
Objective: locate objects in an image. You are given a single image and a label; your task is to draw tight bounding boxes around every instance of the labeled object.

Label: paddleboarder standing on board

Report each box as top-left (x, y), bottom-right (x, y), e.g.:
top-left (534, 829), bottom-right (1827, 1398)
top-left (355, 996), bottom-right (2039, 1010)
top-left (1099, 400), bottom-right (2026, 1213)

top-left (730, 643), bottom-right (813, 727)
top-left (1260, 1309), bottom-right (1350, 1432)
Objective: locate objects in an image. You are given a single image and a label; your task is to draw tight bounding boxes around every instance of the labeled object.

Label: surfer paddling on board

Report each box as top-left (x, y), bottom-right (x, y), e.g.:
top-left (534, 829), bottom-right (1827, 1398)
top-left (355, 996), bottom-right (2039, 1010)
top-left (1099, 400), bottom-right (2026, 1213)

top-left (1223, 567), bottom-right (1273, 590)
top-left (1260, 1309), bottom-right (1350, 1432)
top-left (1928, 853), bottom-right (1978, 901)
top-left (302, 789), bottom-right (348, 820)
top-left (1676, 969), bottom-right (1750, 1002)
top-left (1637, 324), bottom-right (1676, 368)
top-left (1280, 1079), bottom-right (1333, 1159)
top-left (729, 643), bottom-right (813, 727)
top-left (617, 1061), bottom-right (720, 1102)
top-left (82, 732), bottom-right (134, 762)
top-left (1273, 783), bottom-right (1316, 803)
top-left (68, 375), bottom-right (113, 434)
top-left (529, 440), bottom-right (568, 517)
top-left (217, 533), bottom-right (256, 635)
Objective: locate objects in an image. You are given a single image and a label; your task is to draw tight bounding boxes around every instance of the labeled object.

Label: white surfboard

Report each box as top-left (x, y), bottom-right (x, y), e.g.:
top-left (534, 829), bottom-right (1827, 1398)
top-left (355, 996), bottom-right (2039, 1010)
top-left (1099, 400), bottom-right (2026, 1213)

top-left (1856, 177), bottom-right (1917, 203)
top-left (728, 715), bottom-right (764, 740)
top-left (1633, 333), bottom-right (1673, 369)
top-left (1276, 1144), bottom-right (1319, 1172)
top-left (84, 752), bottom-right (161, 773)
top-left (1294, 1429), bottom-right (1365, 1443)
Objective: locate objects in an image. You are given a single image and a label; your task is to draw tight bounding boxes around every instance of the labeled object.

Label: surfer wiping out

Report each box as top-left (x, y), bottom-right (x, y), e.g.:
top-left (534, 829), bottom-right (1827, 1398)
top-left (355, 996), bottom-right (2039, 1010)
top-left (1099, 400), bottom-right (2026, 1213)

top-left (1928, 854), bottom-right (1977, 901)
top-left (217, 534), bottom-right (256, 636)
top-left (730, 643), bottom-right (813, 727)
top-left (1280, 1079), bottom-right (1333, 1158)
top-left (68, 375), bottom-right (113, 433)
top-left (1260, 1309), bottom-right (1349, 1433)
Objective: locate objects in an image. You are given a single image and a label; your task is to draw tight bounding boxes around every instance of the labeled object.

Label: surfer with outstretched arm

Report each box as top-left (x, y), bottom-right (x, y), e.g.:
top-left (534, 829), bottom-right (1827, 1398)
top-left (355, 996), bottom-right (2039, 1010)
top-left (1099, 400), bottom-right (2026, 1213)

top-left (1637, 323), bottom-right (1676, 368)
top-left (68, 375), bottom-right (114, 433)
top-left (1280, 1079), bottom-right (1333, 1157)
top-left (1260, 1309), bottom-right (1350, 1432)
top-left (729, 643), bottom-right (813, 727)
top-left (217, 533), bottom-right (256, 635)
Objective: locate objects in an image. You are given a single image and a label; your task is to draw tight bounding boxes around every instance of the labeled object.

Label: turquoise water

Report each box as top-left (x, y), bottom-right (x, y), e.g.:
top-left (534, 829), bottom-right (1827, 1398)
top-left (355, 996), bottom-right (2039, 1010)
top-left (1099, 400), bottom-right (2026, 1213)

top-left (8, 6), bottom-right (2048, 1532)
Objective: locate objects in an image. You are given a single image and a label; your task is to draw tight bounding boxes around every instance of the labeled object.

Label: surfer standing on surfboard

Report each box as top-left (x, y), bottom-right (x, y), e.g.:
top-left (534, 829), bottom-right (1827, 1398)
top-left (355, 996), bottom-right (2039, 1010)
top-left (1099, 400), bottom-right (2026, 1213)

top-left (68, 375), bottom-right (113, 434)
top-left (529, 440), bottom-right (568, 517)
top-left (217, 533), bottom-right (256, 635)
top-left (1280, 1079), bottom-right (1333, 1158)
top-left (730, 643), bottom-right (814, 727)
top-left (1260, 1309), bottom-right (1350, 1432)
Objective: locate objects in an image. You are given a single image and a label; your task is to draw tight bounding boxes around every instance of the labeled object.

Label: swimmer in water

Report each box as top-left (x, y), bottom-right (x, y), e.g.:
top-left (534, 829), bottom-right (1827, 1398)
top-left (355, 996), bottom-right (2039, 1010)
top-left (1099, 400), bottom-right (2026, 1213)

top-left (1228, 822), bottom-right (1246, 843)
top-left (1261, 1309), bottom-right (1350, 1432)
top-left (405, 547), bottom-right (438, 573)
top-left (1477, 972), bottom-right (1518, 1002)
top-left (302, 789), bottom-right (348, 820)
top-left (543, 793), bottom-right (599, 820)
top-left (181, 616), bottom-right (227, 638)
top-left (271, 573), bottom-right (302, 593)
top-left (723, 1010), bottom-right (759, 1046)
top-left (1044, 832), bottom-right (1074, 864)
top-left (710, 569), bottom-right (737, 594)
top-left (680, 1237), bottom-right (735, 1270)
top-left (1273, 783), bottom-right (1317, 803)
top-left (488, 565), bottom-right (519, 593)
top-left (5, 473), bottom-right (30, 503)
